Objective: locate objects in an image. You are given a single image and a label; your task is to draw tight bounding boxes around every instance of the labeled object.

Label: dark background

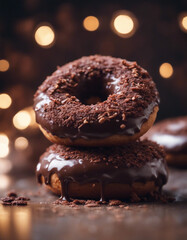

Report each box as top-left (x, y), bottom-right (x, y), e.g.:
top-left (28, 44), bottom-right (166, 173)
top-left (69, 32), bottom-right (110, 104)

top-left (0, 0), bottom-right (186, 173)
top-left (0, 0), bottom-right (187, 118)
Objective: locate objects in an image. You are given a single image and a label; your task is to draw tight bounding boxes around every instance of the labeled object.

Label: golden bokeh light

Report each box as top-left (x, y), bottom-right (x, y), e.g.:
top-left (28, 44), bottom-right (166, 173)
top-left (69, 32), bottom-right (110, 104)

top-left (159, 63), bottom-right (173, 78)
top-left (0, 159), bottom-right (12, 174)
top-left (182, 16), bottom-right (187, 30)
top-left (25, 106), bottom-right (37, 127)
top-left (0, 204), bottom-right (11, 239)
top-left (0, 93), bottom-right (12, 109)
top-left (179, 13), bottom-right (187, 32)
top-left (114, 15), bottom-right (133, 34)
top-left (83, 16), bottom-right (99, 31)
top-left (111, 11), bottom-right (138, 38)
top-left (13, 106), bottom-right (37, 130)
top-left (0, 143), bottom-right (9, 158)
top-left (0, 59), bottom-right (9, 72)
top-left (0, 133), bottom-right (9, 145)
top-left (0, 133), bottom-right (9, 158)
top-left (15, 137), bottom-right (29, 151)
top-left (13, 110), bottom-right (31, 130)
top-left (35, 25), bottom-right (55, 47)
top-left (14, 209), bottom-right (31, 240)
top-left (0, 175), bottom-right (10, 189)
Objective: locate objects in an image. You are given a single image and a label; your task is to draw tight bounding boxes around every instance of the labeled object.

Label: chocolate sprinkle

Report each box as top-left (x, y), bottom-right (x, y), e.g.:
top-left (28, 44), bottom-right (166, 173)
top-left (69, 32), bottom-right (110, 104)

top-left (52, 191), bottom-right (173, 207)
top-left (38, 140), bottom-right (166, 168)
top-left (7, 191), bottom-right (18, 198)
top-left (1, 191), bottom-right (30, 206)
top-left (37, 140), bottom-right (168, 201)
top-left (34, 55), bottom-right (159, 140)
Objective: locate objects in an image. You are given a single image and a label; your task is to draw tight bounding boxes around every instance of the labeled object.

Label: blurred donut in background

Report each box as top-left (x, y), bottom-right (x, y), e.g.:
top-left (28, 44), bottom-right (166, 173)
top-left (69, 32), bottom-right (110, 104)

top-left (142, 116), bottom-right (187, 168)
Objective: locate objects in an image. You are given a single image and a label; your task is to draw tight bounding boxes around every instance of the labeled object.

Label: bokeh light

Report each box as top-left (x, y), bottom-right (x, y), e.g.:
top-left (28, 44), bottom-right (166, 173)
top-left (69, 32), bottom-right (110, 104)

top-left (0, 93), bottom-right (12, 109)
top-left (25, 106), bottom-right (37, 127)
top-left (111, 11), bottom-right (138, 38)
top-left (13, 208), bottom-right (31, 240)
top-left (0, 159), bottom-right (12, 174)
top-left (159, 63), bottom-right (173, 78)
top-left (0, 59), bottom-right (9, 72)
top-left (114, 15), bottom-right (133, 34)
top-left (0, 133), bottom-right (9, 158)
top-left (0, 143), bottom-right (9, 158)
top-left (0, 133), bottom-right (9, 145)
top-left (15, 137), bottom-right (29, 150)
top-left (34, 24), bottom-right (55, 47)
top-left (0, 175), bottom-right (10, 189)
top-left (83, 16), bottom-right (99, 31)
top-left (182, 16), bottom-right (187, 30)
top-left (13, 110), bottom-right (31, 130)
top-left (179, 13), bottom-right (187, 32)
top-left (0, 204), bottom-right (10, 239)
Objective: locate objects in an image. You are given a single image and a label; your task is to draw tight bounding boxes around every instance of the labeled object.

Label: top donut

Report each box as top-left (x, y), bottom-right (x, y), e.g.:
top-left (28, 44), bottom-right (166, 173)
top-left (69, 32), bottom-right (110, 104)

top-left (34, 55), bottom-right (159, 146)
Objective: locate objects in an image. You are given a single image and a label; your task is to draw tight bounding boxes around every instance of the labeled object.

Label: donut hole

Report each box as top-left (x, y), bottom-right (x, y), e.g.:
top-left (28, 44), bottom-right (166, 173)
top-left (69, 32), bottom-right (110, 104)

top-left (74, 76), bottom-right (109, 105)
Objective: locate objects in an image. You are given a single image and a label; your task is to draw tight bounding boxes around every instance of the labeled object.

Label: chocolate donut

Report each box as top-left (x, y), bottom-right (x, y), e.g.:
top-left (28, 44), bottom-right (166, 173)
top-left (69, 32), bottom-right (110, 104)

top-left (34, 55), bottom-right (159, 146)
top-left (142, 116), bottom-right (187, 167)
top-left (36, 140), bottom-right (168, 201)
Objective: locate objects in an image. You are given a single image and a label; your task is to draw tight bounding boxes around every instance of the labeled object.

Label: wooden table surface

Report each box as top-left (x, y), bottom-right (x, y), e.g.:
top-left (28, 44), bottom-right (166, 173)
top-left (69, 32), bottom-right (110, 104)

top-left (0, 168), bottom-right (187, 240)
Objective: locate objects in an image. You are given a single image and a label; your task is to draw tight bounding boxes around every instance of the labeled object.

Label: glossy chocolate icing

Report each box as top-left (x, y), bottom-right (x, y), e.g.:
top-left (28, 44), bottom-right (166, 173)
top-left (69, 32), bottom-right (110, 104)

top-left (35, 92), bottom-right (158, 139)
top-left (36, 144), bottom-right (168, 201)
top-left (143, 116), bottom-right (187, 154)
top-left (34, 55), bottom-right (159, 141)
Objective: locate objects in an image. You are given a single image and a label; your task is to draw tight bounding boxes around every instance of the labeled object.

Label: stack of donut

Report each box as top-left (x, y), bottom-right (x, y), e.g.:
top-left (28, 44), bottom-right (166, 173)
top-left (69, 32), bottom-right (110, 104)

top-left (34, 55), bottom-right (168, 201)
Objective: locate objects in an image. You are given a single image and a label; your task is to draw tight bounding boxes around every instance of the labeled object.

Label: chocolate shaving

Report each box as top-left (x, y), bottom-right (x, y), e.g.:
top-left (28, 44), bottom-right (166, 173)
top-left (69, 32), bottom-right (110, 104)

top-left (1, 191), bottom-right (30, 207)
top-left (7, 191), bottom-right (18, 198)
top-left (34, 55), bottom-right (159, 139)
top-left (39, 140), bottom-right (166, 168)
top-left (52, 190), bottom-right (173, 207)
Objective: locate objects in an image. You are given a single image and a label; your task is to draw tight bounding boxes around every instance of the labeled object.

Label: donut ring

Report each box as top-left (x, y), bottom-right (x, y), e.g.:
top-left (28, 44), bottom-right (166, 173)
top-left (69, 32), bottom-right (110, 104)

top-left (142, 116), bottom-right (187, 168)
top-left (34, 55), bottom-right (159, 146)
top-left (36, 140), bottom-right (168, 200)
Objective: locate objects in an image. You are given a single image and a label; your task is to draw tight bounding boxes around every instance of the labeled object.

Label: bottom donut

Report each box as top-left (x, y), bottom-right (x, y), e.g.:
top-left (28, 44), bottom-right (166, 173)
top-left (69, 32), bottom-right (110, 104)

top-left (36, 140), bottom-right (168, 201)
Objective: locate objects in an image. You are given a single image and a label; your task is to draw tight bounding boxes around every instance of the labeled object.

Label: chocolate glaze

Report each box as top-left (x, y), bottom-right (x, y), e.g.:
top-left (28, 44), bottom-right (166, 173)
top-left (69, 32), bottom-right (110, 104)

top-left (143, 116), bottom-right (187, 154)
top-left (36, 141), bottom-right (168, 200)
top-left (35, 93), bottom-right (157, 139)
top-left (34, 55), bottom-right (159, 140)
